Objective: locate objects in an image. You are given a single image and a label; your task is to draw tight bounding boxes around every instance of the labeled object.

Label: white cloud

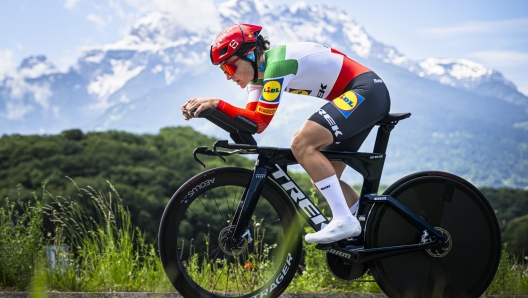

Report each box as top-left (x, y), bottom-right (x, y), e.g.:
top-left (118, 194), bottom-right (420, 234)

top-left (469, 51), bottom-right (528, 67)
top-left (86, 13), bottom-right (107, 30)
top-left (0, 49), bottom-right (16, 80)
top-left (63, 0), bottom-right (81, 11)
top-left (421, 18), bottom-right (528, 36)
top-left (4, 102), bottom-right (33, 120)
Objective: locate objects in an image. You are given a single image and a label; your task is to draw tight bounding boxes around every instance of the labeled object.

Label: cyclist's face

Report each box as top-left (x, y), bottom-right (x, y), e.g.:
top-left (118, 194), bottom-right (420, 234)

top-left (224, 56), bottom-right (253, 88)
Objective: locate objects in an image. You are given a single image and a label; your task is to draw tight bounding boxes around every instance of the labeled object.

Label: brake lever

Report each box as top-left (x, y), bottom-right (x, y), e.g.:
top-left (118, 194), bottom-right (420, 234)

top-left (212, 141), bottom-right (227, 163)
top-left (193, 147), bottom-right (208, 168)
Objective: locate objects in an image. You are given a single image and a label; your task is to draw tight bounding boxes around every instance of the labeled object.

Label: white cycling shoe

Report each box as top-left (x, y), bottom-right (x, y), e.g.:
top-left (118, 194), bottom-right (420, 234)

top-left (305, 219), bottom-right (361, 244)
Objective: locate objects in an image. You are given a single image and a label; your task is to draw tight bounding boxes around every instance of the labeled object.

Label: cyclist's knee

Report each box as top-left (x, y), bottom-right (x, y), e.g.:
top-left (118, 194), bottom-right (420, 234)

top-left (291, 133), bottom-right (321, 156)
top-left (290, 134), bottom-right (310, 156)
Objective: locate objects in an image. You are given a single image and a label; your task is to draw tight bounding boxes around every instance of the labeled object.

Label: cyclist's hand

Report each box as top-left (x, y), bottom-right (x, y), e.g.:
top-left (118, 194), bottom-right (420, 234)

top-left (181, 97), bottom-right (220, 120)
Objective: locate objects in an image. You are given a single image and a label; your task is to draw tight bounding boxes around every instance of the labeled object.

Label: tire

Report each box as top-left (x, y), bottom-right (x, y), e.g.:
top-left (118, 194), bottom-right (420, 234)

top-left (365, 171), bottom-right (501, 298)
top-left (159, 167), bottom-right (302, 298)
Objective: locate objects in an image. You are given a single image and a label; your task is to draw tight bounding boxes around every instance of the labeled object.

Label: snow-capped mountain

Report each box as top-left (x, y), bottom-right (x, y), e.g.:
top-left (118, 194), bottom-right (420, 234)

top-left (1, 0), bottom-right (527, 188)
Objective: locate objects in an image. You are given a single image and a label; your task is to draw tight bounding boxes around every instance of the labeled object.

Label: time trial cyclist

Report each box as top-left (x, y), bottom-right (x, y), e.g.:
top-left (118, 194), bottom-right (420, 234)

top-left (181, 24), bottom-right (391, 244)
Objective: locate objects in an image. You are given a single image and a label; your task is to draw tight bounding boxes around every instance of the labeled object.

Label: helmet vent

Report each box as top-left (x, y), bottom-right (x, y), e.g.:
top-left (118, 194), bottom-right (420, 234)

top-left (219, 47), bottom-right (228, 56)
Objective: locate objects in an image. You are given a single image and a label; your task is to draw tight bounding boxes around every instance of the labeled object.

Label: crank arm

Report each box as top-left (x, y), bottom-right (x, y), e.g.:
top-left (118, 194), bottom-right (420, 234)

top-left (322, 241), bottom-right (442, 263)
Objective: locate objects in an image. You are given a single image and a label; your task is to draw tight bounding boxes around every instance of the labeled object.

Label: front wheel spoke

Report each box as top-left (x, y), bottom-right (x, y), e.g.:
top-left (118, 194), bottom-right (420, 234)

top-left (257, 203), bottom-right (275, 221)
top-left (197, 196), bottom-right (223, 231)
top-left (209, 189), bottom-right (227, 225)
top-left (186, 206), bottom-right (219, 232)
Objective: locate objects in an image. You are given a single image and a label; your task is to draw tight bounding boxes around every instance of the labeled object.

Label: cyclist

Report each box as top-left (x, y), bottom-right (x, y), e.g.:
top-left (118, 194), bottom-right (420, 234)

top-left (181, 24), bottom-right (391, 244)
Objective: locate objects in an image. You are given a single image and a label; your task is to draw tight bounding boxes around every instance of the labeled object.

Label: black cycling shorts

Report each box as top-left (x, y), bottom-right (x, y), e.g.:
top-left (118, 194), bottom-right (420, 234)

top-left (308, 71), bottom-right (391, 151)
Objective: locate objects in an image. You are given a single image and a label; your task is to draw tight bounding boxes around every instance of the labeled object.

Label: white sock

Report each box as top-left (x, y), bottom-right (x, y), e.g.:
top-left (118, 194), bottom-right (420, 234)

top-left (350, 201), bottom-right (359, 217)
top-left (314, 175), bottom-right (355, 223)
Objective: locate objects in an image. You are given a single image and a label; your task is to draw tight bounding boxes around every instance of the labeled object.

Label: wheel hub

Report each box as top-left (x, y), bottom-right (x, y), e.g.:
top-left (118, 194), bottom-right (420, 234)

top-left (218, 226), bottom-right (248, 256)
top-left (426, 227), bottom-right (452, 258)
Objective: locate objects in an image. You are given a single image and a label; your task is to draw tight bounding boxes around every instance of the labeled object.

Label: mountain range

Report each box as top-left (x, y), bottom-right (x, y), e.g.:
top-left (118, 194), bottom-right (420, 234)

top-left (1, 0), bottom-right (527, 188)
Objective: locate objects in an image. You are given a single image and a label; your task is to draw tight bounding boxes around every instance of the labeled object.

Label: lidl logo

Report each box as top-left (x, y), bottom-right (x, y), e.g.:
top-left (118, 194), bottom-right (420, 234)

top-left (332, 91), bottom-right (365, 118)
top-left (260, 78), bottom-right (283, 104)
top-left (257, 106), bottom-right (277, 116)
top-left (288, 88), bottom-right (312, 96)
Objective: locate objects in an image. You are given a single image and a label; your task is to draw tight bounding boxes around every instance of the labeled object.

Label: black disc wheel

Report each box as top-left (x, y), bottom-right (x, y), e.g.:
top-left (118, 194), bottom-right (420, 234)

top-left (159, 167), bottom-right (302, 298)
top-left (366, 171), bottom-right (501, 298)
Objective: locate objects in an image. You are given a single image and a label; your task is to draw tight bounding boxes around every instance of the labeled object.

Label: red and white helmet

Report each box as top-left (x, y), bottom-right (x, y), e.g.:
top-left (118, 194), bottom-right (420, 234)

top-left (210, 24), bottom-right (262, 65)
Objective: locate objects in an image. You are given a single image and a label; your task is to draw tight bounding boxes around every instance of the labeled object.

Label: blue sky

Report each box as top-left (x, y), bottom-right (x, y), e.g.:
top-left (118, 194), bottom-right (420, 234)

top-left (1, 0), bottom-right (527, 94)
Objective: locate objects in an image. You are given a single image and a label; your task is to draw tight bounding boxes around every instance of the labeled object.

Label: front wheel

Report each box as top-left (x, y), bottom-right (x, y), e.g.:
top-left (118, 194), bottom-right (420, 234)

top-left (365, 171), bottom-right (501, 298)
top-left (158, 167), bottom-right (302, 298)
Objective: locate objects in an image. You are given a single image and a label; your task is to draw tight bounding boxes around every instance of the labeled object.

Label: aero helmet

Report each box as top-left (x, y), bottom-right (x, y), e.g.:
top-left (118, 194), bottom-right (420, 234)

top-left (210, 24), bottom-right (262, 65)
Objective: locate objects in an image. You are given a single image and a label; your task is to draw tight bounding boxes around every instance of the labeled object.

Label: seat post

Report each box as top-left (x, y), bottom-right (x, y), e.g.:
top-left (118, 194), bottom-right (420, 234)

top-left (373, 122), bottom-right (396, 154)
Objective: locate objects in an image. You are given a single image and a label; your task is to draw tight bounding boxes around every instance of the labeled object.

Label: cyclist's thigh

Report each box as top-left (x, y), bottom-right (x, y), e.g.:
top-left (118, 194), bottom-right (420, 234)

top-left (308, 71), bottom-right (391, 150)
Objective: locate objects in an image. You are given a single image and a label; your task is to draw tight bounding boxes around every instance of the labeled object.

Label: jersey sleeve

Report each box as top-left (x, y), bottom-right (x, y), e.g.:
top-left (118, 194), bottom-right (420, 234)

top-left (217, 60), bottom-right (297, 133)
top-left (217, 67), bottom-right (294, 133)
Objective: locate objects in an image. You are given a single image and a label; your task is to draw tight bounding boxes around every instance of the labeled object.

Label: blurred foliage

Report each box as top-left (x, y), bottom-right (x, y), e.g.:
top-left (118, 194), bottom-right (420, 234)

top-left (0, 127), bottom-right (253, 242)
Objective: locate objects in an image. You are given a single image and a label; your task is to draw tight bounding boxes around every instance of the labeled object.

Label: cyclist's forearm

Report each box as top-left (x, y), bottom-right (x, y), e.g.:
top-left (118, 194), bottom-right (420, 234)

top-left (217, 100), bottom-right (272, 133)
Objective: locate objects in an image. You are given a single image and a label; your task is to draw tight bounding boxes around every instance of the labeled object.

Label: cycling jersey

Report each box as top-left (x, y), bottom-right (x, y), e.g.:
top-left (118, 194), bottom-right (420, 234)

top-left (217, 42), bottom-right (372, 133)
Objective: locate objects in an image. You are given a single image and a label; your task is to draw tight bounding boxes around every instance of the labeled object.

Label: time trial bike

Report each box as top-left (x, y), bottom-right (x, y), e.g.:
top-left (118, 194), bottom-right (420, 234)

top-left (158, 108), bottom-right (501, 298)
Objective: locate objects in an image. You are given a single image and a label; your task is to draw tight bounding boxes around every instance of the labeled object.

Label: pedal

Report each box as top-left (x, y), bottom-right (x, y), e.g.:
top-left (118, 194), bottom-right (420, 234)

top-left (338, 237), bottom-right (363, 249)
top-left (315, 242), bottom-right (338, 251)
top-left (316, 238), bottom-right (364, 251)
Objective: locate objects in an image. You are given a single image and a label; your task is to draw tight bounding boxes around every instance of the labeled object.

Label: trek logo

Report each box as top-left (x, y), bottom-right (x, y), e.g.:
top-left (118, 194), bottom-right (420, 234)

top-left (318, 109), bottom-right (343, 138)
top-left (373, 79), bottom-right (383, 83)
top-left (329, 249), bottom-right (352, 259)
top-left (271, 165), bottom-right (327, 229)
top-left (320, 185), bottom-right (330, 190)
top-left (373, 197), bottom-right (387, 201)
top-left (317, 83), bottom-right (327, 98)
top-left (255, 174), bottom-right (266, 179)
top-left (188, 179), bottom-right (215, 197)
top-left (370, 155), bottom-right (383, 159)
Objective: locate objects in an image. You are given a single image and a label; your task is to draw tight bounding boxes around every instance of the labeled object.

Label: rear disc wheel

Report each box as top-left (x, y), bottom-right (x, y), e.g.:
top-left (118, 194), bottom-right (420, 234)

top-left (366, 172), bottom-right (501, 298)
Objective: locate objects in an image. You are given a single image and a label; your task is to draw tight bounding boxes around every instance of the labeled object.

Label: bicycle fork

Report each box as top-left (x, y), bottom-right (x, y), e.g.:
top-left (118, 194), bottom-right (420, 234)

top-left (227, 163), bottom-right (270, 248)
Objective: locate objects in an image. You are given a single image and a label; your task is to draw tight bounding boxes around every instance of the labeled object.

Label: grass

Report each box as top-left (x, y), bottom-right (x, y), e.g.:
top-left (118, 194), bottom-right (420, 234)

top-left (0, 182), bottom-right (527, 295)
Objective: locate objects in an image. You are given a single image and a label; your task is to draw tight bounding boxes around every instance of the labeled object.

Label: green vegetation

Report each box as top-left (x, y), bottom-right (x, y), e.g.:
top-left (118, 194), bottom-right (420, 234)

top-left (0, 127), bottom-right (254, 242)
top-left (0, 182), bottom-right (527, 295)
top-left (0, 126), bottom-right (527, 294)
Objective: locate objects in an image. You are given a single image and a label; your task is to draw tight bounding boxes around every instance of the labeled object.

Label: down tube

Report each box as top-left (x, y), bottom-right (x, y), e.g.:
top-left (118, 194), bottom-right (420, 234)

top-left (269, 164), bottom-right (329, 231)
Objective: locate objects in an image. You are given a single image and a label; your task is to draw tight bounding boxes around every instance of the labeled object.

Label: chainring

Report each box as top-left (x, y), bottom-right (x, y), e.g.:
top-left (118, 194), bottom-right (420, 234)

top-left (325, 252), bottom-right (367, 281)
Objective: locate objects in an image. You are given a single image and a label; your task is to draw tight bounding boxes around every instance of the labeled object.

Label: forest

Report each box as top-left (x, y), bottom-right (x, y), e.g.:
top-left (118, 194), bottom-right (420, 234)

top-left (0, 126), bottom-right (527, 257)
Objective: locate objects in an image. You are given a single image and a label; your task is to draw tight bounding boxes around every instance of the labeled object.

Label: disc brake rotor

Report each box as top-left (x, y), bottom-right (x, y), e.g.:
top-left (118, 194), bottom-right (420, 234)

top-left (218, 226), bottom-right (248, 256)
top-left (426, 227), bottom-right (452, 258)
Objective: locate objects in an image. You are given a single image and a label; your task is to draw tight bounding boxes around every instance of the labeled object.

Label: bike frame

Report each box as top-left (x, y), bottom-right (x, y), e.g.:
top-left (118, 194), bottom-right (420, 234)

top-left (194, 110), bottom-right (446, 263)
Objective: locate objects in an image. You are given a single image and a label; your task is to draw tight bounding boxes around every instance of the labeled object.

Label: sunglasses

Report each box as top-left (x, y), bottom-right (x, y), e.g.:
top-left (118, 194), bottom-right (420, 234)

top-left (220, 55), bottom-right (242, 76)
top-left (220, 47), bottom-right (257, 76)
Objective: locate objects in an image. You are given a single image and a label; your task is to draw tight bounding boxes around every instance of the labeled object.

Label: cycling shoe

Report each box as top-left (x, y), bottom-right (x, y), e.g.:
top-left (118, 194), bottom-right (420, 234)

top-left (305, 220), bottom-right (361, 244)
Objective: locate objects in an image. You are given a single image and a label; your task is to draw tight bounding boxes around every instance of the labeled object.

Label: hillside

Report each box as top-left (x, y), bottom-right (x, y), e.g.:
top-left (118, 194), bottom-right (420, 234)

top-left (1, 0), bottom-right (527, 188)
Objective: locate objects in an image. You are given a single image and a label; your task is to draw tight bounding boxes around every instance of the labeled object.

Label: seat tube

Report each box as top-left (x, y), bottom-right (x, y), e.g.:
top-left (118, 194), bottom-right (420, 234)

top-left (372, 123), bottom-right (395, 155)
top-left (231, 165), bottom-right (270, 240)
top-left (363, 123), bottom-right (396, 194)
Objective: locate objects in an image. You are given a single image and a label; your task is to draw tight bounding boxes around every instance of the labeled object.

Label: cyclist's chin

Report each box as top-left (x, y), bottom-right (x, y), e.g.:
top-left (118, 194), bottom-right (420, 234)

top-left (235, 81), bottom-right (249, 89)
